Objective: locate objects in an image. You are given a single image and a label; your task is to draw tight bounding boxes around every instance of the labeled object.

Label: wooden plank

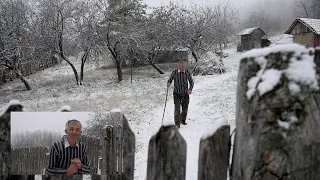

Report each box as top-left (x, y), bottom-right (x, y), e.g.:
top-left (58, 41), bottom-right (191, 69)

top-left (118, 125), bottom-right (123, 177)
top-left (113, 112), bottom-right (135, 180)
top-left (311, 143), bottom-right (320, 180)
top-left (102, 126), bottom-right (113, 179)
top-left (198, 125), bottom-right (230, 180)
top-left (116, 125), bottom-right (120, 179)
top-left (112, 126), bottom-right (116, 177)
top-left (11, 149), bottom-right (15, 174)
top-left (94, 137), bottom-right (100, 174)
top-left (147, 125), bottom-right (186, 180)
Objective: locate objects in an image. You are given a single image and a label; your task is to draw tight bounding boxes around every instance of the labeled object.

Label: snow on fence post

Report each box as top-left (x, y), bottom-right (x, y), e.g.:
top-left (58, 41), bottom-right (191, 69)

top-left (0, 100), bottom-right (23, 179)
top-left (231, 44), bottom-right (320, 180)
top-left (198, 119), bottom-right (230, 180)
top-left (146, 125), bottom-right (187, 180)
top-left (101, 111), bottom-right (135, 180)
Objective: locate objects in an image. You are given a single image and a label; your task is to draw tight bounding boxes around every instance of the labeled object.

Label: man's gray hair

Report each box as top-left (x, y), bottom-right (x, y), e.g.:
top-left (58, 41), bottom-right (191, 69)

top-left (65, 119), bottom-right (82, 130)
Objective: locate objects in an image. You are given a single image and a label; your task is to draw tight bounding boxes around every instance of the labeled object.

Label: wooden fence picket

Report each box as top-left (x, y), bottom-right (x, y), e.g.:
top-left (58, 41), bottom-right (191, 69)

top-left (147, 125), bottom-right (187, 180)
top-left (198, 125), bottom-right (230, 180)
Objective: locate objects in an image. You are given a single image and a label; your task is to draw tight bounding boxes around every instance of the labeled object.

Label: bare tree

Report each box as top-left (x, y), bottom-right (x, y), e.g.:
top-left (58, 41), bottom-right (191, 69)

top-left (0, 0), bottom-right (33, 90)
top-left (36, 0), bottom-right (100, 85)
top-left (162, 2), bottom-right (237, 71)
top-left (295, 0), bottom-right (311, 17)
top-left (95, 0), bottom-right (147, 82)
top-left (242, 8), bottom-right (283, 34)
top-left (295, 0), bottom-right (320, 18)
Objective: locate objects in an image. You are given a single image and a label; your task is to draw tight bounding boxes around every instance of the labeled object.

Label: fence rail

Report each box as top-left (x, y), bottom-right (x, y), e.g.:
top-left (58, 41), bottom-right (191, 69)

top-left (11, 146), bottom-right (49, 175)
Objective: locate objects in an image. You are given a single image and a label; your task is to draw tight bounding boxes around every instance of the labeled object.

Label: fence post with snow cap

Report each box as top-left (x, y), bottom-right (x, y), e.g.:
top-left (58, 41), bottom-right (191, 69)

top-left (147, 124), bottom-right (187, 180)
top-left (231, 44), bottom-right (320, 180)
top-left (0, 100), bottom-right (23, 179)
top-left (198, 119), bottom-right (230, 180)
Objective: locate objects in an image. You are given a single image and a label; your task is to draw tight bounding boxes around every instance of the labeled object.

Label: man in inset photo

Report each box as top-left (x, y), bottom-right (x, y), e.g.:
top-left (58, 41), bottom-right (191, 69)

top-left (45, 119), bottom-right (90, 176)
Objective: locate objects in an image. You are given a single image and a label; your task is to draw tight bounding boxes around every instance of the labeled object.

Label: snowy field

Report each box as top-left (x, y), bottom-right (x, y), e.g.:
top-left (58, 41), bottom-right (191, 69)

top-left (1, 46), bottom-right (241, 179)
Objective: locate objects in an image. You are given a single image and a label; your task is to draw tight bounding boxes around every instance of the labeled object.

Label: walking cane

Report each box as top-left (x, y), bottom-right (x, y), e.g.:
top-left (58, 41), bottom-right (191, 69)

top-left (161, 86), bottom-right (169, 125)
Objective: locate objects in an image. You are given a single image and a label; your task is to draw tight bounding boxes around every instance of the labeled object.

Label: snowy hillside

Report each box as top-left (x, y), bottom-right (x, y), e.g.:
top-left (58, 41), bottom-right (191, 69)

top-left (1, 47), bottom-right (241, 179)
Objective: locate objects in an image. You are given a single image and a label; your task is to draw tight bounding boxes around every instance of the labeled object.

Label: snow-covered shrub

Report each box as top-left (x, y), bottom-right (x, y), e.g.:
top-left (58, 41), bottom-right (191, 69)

top-left (193, 51), bottom-right (226, 75)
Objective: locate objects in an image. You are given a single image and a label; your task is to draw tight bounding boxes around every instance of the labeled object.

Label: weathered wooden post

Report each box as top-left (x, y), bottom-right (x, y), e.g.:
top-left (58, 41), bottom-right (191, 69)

top-left (101, 125), bottom-right (112, 179)
top-left (101, 111), bottom-right (135, 180)
top-left (231, 44), bottom-right (320, 180)
top-left (147, 125), bottom-right (187, 180)
top-left (198, 119), bottom-right (230, 180)
top-left (0, 100), bottom-right (23, 179)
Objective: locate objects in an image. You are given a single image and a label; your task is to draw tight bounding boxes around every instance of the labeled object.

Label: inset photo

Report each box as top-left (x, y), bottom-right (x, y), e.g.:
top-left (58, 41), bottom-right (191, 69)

top-left (10, 112), bottom-right (103, 178)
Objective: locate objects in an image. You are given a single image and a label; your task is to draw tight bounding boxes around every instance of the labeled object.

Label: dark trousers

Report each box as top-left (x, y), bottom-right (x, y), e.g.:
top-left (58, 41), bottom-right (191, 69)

top-left (173, 92), bottom-right (190, 125)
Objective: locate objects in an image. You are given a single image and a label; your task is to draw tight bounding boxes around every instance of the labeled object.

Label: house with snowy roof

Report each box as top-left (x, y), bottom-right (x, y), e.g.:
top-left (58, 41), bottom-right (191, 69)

top-left (285, 18), bottom-right (320, 47)
top-left (237, 27), bottom-right (270, 52)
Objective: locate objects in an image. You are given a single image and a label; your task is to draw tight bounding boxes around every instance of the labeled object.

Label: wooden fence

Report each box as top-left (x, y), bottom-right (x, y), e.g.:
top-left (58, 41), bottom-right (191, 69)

top-left (0, 56), bottom-right (58, 85)
top-left (11, 146), bottom-right (49, 175)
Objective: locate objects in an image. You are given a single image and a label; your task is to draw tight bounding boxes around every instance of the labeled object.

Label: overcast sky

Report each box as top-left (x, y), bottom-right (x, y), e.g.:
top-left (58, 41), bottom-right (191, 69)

top-left (11, 112), bottom-right (93, 137)
top-left (142, 0), bottom-right (295, 18)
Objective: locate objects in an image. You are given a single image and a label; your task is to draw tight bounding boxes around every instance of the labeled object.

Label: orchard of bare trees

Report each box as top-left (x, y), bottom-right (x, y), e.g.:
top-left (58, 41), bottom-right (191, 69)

top-left (0, 0), bottom-right (238, 89)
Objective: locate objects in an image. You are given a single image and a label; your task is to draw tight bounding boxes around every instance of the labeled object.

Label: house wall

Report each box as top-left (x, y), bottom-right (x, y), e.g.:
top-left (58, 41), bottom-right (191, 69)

top-left (251, 30), bottom-right (264, 48)
top-left (316, 35), bottom-right (320, 47)
top-left (291, 21), bottom-right (311, 34)
top-left (241, 35), bottom-right (251, 50)
top-left (240, 29), bottom-right (265, 51)
top-left (293, 32), bottom-right (316, 47)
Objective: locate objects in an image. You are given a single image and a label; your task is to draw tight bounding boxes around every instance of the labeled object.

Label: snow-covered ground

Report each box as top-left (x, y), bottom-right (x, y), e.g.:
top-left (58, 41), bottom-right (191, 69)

top-left (1, 46), bottom-right (242, 179)
top-left (269, 34), bottom-right (293, 46)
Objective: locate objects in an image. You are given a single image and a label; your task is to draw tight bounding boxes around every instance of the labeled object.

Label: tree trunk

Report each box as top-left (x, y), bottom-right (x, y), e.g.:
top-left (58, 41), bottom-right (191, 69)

top-left (14, 69), bottom-right (31, 90)
top-left (57, 10), bottom-right (79, 85)
top-left (147, 58), bottom-right (164, 74)
top-left (131, 58), bottom-right (133, 84)
top-left (115, 60), bottom-right (122, 82)
top-left (191, 50), bottom-right (199, 63)
top-left (191, 50), bottom-right (199, 74)
top-left (107, 45), bottom-right (123, 82)
top-left (80, 48), bottom-right (90, 85)
top-left (61, 56), bottom-right (80, 85)
top-left (231, 46), bottom-right (320, 180)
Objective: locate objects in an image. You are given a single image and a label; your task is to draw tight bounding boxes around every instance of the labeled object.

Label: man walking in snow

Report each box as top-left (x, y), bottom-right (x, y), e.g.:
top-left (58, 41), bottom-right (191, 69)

top-left (45, 119), bottom-right (90, 177)
top-left (167, 59), bottom-right (194, 128)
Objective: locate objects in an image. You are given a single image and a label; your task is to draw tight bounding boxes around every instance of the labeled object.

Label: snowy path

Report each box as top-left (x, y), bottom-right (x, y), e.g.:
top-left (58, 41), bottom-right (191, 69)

top-left (133, 70), bottom-right (238, 179)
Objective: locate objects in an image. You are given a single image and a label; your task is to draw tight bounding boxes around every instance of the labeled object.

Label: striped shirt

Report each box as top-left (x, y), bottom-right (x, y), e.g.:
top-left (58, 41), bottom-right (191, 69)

top-left (168, 69), bottom-right (194, 94)
top-left (45, 140), bottom-right (90, 175)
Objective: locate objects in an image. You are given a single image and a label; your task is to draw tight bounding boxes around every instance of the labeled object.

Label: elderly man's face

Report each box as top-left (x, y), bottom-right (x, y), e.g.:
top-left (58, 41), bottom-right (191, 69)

top-left (177, 61), bottom-right (185, 71)
top-left (65, 122), bottom-right (82, 140)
